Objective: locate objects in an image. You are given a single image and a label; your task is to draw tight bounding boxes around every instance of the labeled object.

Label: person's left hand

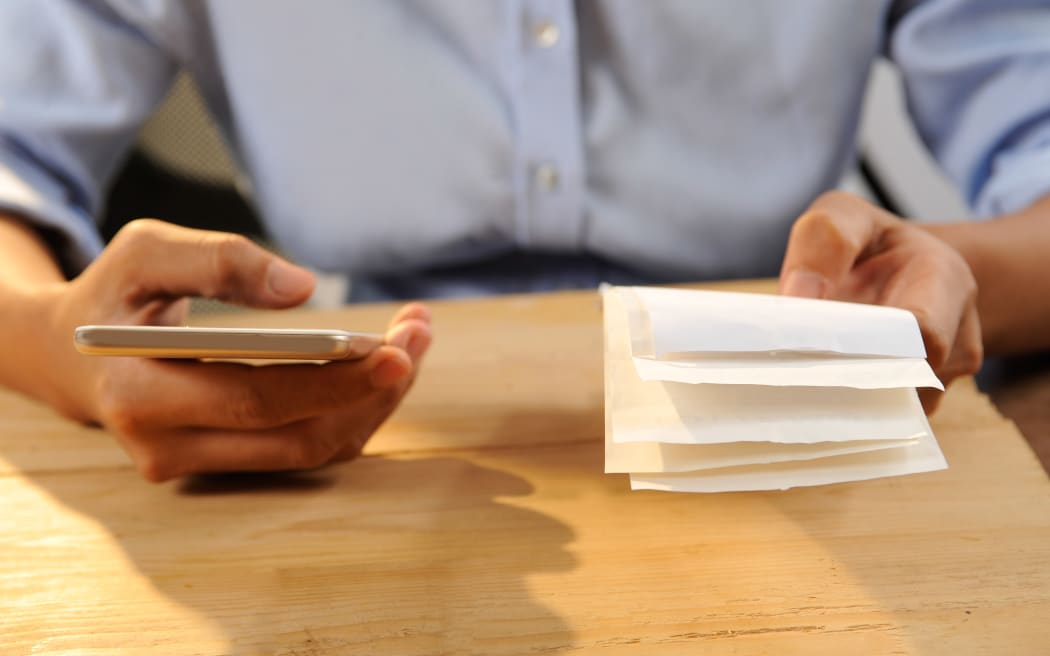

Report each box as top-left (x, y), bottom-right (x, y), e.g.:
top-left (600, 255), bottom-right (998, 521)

top-left (779, 191), bottom-right (983, 413)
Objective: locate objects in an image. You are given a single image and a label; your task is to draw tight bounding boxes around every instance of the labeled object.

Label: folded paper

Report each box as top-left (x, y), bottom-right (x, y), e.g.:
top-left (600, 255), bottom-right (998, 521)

top-left (602, 285), bottom-right (947, 493)
top-left (626, 286), bottom-right (928, 359)
top-left (628, 424), bottom-right (944, 492)
top-left (632, 354), bottom-right (943, 390)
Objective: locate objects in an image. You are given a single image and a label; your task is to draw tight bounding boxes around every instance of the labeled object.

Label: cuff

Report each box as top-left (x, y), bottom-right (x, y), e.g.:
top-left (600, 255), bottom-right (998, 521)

top-left (0, 154), bottom-right (103, 276)
top-left (975, 122), bottom-right (1050, 217)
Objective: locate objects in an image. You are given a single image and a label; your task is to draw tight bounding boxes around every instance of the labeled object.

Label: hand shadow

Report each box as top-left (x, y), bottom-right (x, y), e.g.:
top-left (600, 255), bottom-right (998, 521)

top-left (8, 450), bottom-right (578, 655)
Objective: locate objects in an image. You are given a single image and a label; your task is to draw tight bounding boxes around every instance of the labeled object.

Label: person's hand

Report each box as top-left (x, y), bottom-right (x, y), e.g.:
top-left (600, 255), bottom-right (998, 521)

top-left (42, 219), bottom-right (431, 481)
top-left (779, 191), bottom-right (982, 414)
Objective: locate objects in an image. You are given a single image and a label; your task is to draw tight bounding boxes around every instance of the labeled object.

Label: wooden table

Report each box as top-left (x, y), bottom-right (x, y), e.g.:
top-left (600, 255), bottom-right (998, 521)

top-left (3, 282), bottom-right (1049, 655)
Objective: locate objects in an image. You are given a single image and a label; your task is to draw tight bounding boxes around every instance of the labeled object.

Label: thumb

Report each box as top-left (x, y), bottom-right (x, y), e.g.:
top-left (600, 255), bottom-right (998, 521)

top-left (779, 192), bottom-right (885, 299)
top-left (105, 219), bottom-right (316, 309)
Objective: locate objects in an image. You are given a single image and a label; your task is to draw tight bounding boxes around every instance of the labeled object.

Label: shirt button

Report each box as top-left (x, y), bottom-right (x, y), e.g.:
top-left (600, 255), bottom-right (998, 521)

top-left (533, 20), bottom-right (560, 48)
top-left (534, 163), bottom-right (560, 191)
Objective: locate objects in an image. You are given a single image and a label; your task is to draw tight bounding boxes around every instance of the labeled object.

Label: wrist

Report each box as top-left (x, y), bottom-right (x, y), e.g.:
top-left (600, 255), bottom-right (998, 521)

top-left (920, 221), bottom-right (985, 278)
top-left (0, 213), bottom-right (66, 285)
top-left (0, 281), bottom-right (88, 418)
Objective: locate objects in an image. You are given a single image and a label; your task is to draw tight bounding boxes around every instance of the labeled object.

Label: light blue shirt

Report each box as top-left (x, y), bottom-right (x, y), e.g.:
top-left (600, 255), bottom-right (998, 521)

top-left (2, 1), bottom-right (1050, 299)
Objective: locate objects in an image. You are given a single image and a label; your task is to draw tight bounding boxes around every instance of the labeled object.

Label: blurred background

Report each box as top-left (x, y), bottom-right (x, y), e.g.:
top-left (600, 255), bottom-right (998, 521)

top-left (100, 59), bottom-right (970, 309)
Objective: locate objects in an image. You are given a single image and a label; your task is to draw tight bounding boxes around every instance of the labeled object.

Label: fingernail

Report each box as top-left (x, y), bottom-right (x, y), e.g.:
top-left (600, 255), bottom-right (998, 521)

top-left (369, 356), bottom-right (409, 388)
top-left (387, 327), bottom-right (412, 350)
top-left (407, 303), bottom-right (432, 322)
top-left (266, 260), bottom-right (315, 298)
top-left (781, 270), bottom-right (828, 299)
top-left (406, 328), bottom-right (431, 361)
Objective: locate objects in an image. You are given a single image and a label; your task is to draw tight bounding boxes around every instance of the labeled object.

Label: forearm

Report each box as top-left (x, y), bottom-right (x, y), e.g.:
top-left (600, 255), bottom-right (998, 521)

top-left (0, 213), bottom-right (65, 284)
top-left (924, 194), bottom-right (1050, 356)
top-left (0, 213), bottom-right (68, 403)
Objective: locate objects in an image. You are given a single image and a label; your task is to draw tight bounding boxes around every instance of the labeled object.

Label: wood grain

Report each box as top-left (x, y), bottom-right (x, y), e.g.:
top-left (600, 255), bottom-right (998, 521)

top-left (2, 282), bottom-right (1049, 655)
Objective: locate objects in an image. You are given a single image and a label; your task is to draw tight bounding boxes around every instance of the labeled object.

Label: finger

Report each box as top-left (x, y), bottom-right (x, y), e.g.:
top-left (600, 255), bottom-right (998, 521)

top-left (887, 266), bottom-right (980, 416)
top-left (919, 388), bottom-right (943, 416)
top-left (879, 255), bottom-right (976, 372)
top-left (367, 345), bottom-right (416, 388)
top-left (933, 306), bottom-right (983, 389)
top-left (385, 317), bottom-right (433, 363)
top-left (142, 382), bottom-right (412, 479)
top-left (141, 297), bottom-right (191, 326)
top-left (917, 307), bottom-right (981, 416)
top-left (105, 219), bottom-right (316, 309)
top-left (779, 192), bottom-right (888, 299)
top-left (129, 420), bottom-right (334, 481)
top-left (389, 302), bottom-right (432, 329)
top-left (101, 345), bottom-right (415, 433)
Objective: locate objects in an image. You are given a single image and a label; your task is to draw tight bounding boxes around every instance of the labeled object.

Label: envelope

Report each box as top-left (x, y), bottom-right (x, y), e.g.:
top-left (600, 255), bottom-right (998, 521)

top-left (623, 286), bottom-right (927, 359)
top-left (602, 285), bottom-right (948, 493)
top-left (628, 421), bottom-right (945, 492)
top-left (632, 354), bottom-right (943, 390)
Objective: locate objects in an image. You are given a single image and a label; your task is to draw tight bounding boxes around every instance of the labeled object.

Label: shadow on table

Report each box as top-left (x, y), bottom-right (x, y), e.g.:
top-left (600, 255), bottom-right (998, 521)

top-left (977, 354), bottom-right (1050, 473)
top-left (14, 452), bottom-right (578, 654)
top-left (14, 389), bottom-right (1046, 654)
top-left (465, 400), bottom-right (1050, 654)
top-left (756, 380), bottom-right (1050, 654)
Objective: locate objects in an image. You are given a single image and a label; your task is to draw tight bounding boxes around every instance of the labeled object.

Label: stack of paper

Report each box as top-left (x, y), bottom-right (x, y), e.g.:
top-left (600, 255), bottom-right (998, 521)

top-left (602, 286), bottom-right (947, 492)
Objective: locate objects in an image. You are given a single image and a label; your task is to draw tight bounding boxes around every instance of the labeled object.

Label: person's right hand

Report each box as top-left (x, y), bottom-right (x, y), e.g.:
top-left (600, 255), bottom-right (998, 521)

top-left (41, 219), bottom-right (431, 482)
top-left (779, 191), bottom-right (982, 414)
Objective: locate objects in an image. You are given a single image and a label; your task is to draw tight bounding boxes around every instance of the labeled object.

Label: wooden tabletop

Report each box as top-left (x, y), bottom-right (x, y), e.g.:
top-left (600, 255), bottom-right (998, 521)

top-left (3, 281), bottom-right (1049, 655)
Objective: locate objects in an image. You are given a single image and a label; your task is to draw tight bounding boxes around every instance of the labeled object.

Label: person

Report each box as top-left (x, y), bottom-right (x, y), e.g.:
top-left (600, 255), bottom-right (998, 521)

top-left (1, 1), bottom-right (1047, 481)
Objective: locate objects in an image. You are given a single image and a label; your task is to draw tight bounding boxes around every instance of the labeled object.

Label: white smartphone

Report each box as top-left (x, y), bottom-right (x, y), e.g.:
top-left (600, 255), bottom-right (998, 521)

top-left (73, 325), bottom-right (383, 361)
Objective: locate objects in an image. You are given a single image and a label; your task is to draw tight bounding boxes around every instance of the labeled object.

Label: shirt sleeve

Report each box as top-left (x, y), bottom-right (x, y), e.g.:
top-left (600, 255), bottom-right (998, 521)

top-left (0, 0), bottom-right (183, 274)
top-left (888, 0), bottom-right (1050, 217)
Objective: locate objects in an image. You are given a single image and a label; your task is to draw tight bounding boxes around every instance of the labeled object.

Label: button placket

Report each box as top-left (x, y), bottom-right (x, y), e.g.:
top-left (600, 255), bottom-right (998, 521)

top-left (534, 162), bottom-right (561, 191)
top-left (532, 20), bottom-right (560, 48)
top-left (514, 1), bottom-right (585, 251)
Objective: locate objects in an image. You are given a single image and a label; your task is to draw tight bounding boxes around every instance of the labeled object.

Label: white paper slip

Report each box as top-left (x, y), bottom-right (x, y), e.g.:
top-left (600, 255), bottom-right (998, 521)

top-left (610, 377), bottom-right (933, 445)
top-left (605, 434), bottom-right (919, 474)
top-left (601, 284), bottom-right (948, 494)
top-left (605, 290), bottom-right (934, 445)
top-left (632, 353), bottom-right (943, 390)
top-left (626, 286), bottom-right (927, 359)
top-left (628, 421), bottom-right (947, 493)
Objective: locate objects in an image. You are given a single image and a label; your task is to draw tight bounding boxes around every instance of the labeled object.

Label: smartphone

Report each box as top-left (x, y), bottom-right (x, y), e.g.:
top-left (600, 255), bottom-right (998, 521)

top-left (73, 325), bottom-right (383, 361)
